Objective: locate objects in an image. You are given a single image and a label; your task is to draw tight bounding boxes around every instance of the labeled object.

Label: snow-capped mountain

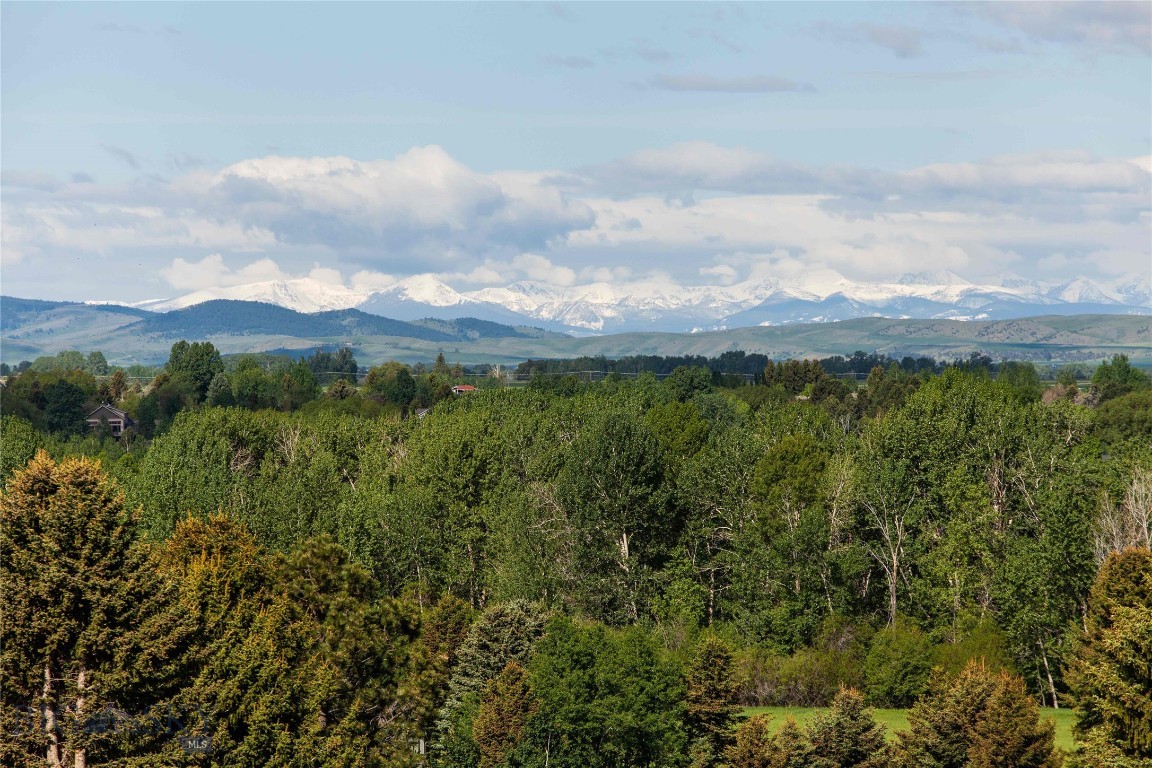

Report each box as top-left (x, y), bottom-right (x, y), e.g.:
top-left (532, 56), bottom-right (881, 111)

top-left (131, 277), bottom-right (371, 313)
top-left (357, 275), bottom-right (554, 327)
top-left (115, 270), bottom-right (1152, 333)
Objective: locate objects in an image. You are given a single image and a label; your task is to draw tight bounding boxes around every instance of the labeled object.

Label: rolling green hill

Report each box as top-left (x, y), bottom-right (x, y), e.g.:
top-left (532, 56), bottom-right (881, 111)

top-left (1, 294), bottom-right (1148, 367)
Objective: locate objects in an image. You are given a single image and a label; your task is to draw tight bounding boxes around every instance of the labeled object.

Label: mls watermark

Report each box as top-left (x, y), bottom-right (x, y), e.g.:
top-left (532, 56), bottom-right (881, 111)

top-left (6, 702), bottom-right (212, 754)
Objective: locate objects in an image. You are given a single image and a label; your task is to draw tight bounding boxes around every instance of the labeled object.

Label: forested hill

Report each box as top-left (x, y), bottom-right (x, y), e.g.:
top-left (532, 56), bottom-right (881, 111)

top-left (0, 295), bottom-right (151, 331)
top-left (131, 299), bottom-right (553, 341)
top-left (2, 293), bottom-right (1149, 367)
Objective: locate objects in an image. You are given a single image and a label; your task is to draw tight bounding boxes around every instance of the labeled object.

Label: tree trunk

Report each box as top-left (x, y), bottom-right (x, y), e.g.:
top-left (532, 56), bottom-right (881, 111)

top-left (44, 664), bottom-right (61, 768)
top-left (74, 667), bottom-right (87, 768)
top-left (1039, 640), bottom-right (1059, 709)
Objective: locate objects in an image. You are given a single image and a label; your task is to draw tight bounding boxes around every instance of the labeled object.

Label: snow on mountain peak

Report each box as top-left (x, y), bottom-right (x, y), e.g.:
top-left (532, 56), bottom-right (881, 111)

top-left (896, 271), bottom-right (970, 286)
top-left (384, 274), bottom-right (468, 306)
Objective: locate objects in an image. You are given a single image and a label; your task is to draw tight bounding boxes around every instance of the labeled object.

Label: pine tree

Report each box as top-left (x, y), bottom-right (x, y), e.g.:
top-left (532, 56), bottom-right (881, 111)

top-left (728, 715), bottom-right (774, 768)
top-left (896, 660), bottom-right (1060, 768)
top-left (1068, 547), bottom-right (1152, 762)
top-left (0, 451), bottom-right (194, 766)
top-left (769, 717), bottom-right (818, 768)
top-left (472, 661), bottom-right (538, 768)
top-left (807, 687), bottom-right (887, 768)
top-left (968, 672), bottom-right (1061, 768)
top-left (686, 635), bottom-right (740, 767)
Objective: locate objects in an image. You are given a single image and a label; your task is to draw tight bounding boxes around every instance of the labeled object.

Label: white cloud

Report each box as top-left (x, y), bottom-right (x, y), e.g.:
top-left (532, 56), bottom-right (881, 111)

top-left (511, 253), bottom-right (577, 286)
top-left (307, 265), bottom-right (346, 285)
top-left (349, 270), bottom-right (397, 291)
top-left (161, 254), bottom-right (286, 291)
top-left (700, 264), bottom-right (739, 284)
top-left (2, 143), bottom-right (1147, 297)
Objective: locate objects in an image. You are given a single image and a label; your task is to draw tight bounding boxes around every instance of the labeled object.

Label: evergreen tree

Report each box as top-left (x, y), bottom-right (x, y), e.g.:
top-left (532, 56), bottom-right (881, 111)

top-left (807, 687), bottom-right (887, 768)
top-left (1069, 547), bottom-right (1152, 762)
top-left (728, 715), bottom-right (775, 768)
top-left (472, 661), bottom-right (538, 768)
top-left (433, 600), bottom-right (546, 767)
top-left (896, 661), bottom-right (1059, 768)
top-left (0, 452), bottom-right (194, 766)
top-left (685, 635), bottom-right (740, 767)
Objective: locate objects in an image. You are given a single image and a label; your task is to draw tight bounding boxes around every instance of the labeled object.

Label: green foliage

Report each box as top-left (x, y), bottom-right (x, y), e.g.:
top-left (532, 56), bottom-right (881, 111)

top-left (1069, 548), bottom-right (1152, 761)
top-left (1094, 389), bottom-right (1152, 445)
top-left (1092, 354), bottom-right (1151, 403)
top-left (556, 407), bottom-right (675, 623)
top-left (0, 415), bottom-right (48, 482)
top-left (433, 600), bottom-right (547, 767)
top-left (0, 452), bottom-right (194, 766)
top-left (806, 687), bottom-right (887, 768)
top-left (472, 661), bottom-right (539, 768)
top-left (864, 618), bottom-right (933, 707)
top-left (931, 618), bottom-right (1016, 679)
top-left (685, 635), bottom-right (740, 765)
top-left (524, 616), bottom-right (688, 768)
top-left (166, 339), bottom-right (224, 401)
top-left (895, 661), bottom-right (1059, 768)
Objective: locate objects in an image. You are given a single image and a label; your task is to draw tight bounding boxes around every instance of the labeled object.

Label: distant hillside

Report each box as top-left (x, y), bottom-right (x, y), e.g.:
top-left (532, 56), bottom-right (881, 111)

top-left (134, 300), bottom-right (459, 341)
top-left (1, 296), bottom-right (79, 331)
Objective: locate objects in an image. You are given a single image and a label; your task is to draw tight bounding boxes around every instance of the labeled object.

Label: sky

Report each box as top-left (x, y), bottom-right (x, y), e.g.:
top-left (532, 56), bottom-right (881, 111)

top-left (2, 1), bottom-right (1150, 303)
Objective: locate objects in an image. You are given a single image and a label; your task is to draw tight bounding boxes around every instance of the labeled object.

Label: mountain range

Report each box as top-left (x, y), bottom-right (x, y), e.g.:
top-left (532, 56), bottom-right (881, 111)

top-left (125, 270), bottom-right (1152, 333)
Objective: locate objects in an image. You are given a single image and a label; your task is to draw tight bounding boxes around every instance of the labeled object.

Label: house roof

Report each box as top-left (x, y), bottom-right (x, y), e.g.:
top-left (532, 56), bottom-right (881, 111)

top-left (86, 404), bottom-right (133, 421)
top-left (452, 384), bottom-right (477, 392)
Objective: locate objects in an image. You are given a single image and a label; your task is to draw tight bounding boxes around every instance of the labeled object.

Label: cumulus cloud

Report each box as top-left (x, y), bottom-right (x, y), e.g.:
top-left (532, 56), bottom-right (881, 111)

top-left (161, 254), bottom-right (287, 291)
top-left (173, 147), bottom-right (595, 266)
top-left (647, 74), bottom-right (816, 93)
top-left (1, 143), bottom-right (1146, 297)
top-left (350, 270), bottom-right (397, 291)
top-left (512, 253), bottom-right (577, 285)
top-left (700, 264), bottom-right (739, 284)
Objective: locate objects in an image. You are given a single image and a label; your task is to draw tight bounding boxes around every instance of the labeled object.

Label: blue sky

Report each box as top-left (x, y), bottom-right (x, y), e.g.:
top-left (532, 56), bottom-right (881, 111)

top-left (2, 1), bottom-right (1150, 302)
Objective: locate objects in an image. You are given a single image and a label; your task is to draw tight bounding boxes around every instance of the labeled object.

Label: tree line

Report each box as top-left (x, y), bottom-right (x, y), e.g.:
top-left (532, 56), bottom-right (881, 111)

top-left (1, 344), bottom-right (1150, 766)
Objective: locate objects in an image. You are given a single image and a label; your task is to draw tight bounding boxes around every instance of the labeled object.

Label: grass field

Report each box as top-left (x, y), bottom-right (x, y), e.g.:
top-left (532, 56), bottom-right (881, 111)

top-left (741, 706), bottom-right (1079, 753)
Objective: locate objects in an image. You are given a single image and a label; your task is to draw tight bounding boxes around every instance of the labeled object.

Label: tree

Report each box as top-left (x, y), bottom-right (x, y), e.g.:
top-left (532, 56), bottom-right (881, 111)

top-left (807, 687), bottom-right (887, 768)
top-left (42, 379), bottom-right (87, 437)
top-left (524, 618), bottom-right (687, 768)
top-left (1092, 354), bottom-right (1150, 403)
top-left (433, 601), bottom-right (547, 767)
top-left (84, 351), bottom-right (109, 376)
top-left (1068, 548), bottom-right (1152, 762)
top-left (0, 452), bottom-right (194, 767)
top-left (895, 661), bottom-right (1059, 768)
top-left (556, 409), bottom-right (674, 623)
top-left (106, 369), bottom-right (127, 401)
top-left (0, 415), bottom-right (46, 482)
top-left (728, 715), bottom-right (775, 768)
top-left (685, 635), bottom-right (740, 767)
top-left (472, 662), bottom-right (538, 768)
top-left (166, 340), bottom-right (223, 401)
top-left (864, 618), bottom-right (932, 707)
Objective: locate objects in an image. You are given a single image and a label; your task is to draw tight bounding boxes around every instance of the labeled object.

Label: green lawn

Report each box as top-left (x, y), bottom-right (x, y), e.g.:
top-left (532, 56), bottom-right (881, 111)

top-left (741, 706), bottom-right (1078, 753)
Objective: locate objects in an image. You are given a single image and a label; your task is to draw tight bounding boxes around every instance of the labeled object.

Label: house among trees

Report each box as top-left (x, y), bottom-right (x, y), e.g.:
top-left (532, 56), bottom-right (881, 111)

top-left (85, 404), bottom-right (135, 436)
top-left (451, 384), bottom-right (477, 395)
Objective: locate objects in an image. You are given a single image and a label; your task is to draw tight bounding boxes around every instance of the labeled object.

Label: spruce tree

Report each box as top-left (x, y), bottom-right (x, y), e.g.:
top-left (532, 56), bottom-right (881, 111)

top-left (807, 687), bottom-right (887, 768)
top-left (728, 715), bottom-right (774, 768)
top-left (1069, 547), bottom-right (1152, 762)
top-left (472, 661), bottom-right (538, 768)
top-left (0, 451), bottom-right (194, 766)
top-left (896, 660), bottom-right (1060, 768)
top-left (685, 635), bottom-right (740, 767)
